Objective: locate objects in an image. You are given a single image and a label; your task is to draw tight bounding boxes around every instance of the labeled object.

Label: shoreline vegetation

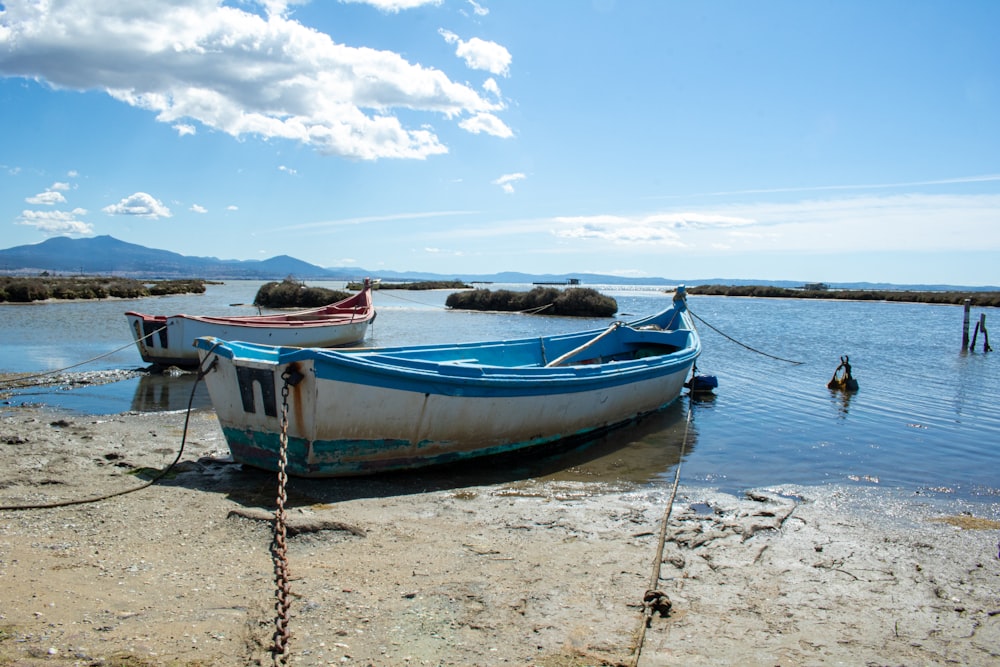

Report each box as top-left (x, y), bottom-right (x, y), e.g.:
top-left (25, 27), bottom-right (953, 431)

top-left (256, 278), bottom-right (474, 307)
top-left (346, 279), bottom-right (471, 290)
top-left (0, 276), bottom-right (207, 302)
top-left (688, 284), bottom-right (1000, 307)
top-left (4, 275), bottom-right (999, 308)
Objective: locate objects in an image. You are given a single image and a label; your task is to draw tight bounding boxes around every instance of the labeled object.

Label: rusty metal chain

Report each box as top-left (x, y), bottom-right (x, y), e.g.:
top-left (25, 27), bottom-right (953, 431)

top-left (271, 372), bottom-right (293, 666)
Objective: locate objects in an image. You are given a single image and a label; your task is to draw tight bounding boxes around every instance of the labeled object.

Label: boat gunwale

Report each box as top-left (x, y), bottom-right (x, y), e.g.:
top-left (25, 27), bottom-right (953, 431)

top-left (195, 312), bottom-right (700, 390)
top-left (124, 289), bottom-right (374, 329)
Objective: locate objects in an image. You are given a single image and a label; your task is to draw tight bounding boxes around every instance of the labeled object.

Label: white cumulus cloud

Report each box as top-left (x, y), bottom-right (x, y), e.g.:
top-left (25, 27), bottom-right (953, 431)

top-left (0, 0), bottom-right (512, 159)
top-left (338, 0), bottom-right (443, 13)
top-left (103, 192), bottom-right (173, 219)
top-left (461, 112), bottom-right (513, 138)
top-left (17, 208), bottom-right (93, 235)
top-left (25, 190), bottom-right (67, 205)
top-left (439, 29), bottom-right (511, 76)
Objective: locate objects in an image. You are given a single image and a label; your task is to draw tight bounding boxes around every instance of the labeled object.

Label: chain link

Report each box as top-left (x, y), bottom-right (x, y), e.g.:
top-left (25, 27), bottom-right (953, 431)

top-left (271, 373), bottom-right (293, 665)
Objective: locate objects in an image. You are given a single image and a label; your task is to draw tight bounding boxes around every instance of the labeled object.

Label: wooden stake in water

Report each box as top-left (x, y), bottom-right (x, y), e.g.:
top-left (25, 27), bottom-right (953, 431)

top-left (962, 299), bottom-right (971, 350)
top-left (970, 313), bottom-right (992, 353)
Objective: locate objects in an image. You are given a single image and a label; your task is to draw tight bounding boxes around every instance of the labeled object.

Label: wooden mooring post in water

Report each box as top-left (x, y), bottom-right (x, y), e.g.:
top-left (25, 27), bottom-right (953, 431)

top-left (962, 299), bottom-right (992, 352)
top-left (970, 313), bottom-right (992, 352)
top-left (963, 299), bottom-right (971, 349)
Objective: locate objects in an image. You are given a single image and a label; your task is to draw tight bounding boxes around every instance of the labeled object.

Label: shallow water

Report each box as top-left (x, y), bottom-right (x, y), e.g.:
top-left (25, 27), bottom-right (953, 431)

top-left (1, 281), bottom-right (997, 502)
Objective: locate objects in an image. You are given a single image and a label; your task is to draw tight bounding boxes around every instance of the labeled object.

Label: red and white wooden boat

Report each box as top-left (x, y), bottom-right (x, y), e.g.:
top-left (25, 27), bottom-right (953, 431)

top-left (125, 279), bottom-right (375, 367)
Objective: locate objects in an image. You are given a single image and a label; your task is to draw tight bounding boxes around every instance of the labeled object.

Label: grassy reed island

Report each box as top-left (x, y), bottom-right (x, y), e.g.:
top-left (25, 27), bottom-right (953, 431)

top-left (253, 278), bottom-right (351, 308)
top-left (446, 286), bottom-right (618, 317)
top-left (0, 276), bottom-right (206, 303)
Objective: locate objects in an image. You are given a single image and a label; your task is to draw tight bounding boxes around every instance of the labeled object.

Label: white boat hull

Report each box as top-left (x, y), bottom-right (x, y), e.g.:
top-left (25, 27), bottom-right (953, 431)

top-left (125, 281), bottom-right (374, 367)
top-left (200, 354), bottom-right (692, 476)
top-left (195, 287), bottom-right (701, 477)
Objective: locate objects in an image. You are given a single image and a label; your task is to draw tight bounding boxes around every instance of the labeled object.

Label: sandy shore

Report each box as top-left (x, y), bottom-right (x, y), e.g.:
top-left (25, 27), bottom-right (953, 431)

top-left (1, 404), bottom-right (998, 666)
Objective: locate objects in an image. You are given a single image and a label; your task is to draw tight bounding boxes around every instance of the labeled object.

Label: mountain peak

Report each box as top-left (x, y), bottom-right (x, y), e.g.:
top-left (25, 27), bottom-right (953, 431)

top-left (0, 236), bottom-right (337, 280)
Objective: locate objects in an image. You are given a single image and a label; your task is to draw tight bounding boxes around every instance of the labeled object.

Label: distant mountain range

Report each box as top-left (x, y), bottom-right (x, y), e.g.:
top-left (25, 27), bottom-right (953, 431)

top-left (0, 235), bottom-right (995, 291)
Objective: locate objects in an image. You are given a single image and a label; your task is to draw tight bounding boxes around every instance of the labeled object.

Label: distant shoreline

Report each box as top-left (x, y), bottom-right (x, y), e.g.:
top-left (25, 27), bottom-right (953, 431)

top-left (687, 284), bottom-right (1000, 307)
top-left (2, 275), bottom-right (999, 307)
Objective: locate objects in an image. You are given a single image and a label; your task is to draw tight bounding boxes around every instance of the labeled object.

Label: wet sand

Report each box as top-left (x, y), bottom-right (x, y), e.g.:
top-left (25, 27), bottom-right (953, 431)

top-left (1, 405), bottom-right (998, 666)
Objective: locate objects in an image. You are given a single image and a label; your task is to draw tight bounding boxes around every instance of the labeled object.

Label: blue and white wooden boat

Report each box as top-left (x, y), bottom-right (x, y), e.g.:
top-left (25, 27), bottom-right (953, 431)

top-left (193, 287), bottom-right (700, 477)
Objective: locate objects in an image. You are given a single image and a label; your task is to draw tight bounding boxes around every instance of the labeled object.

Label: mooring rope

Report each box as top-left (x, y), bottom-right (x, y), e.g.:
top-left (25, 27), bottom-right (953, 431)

top-left (519, 302), bottom-right (554, 314)
top-left (373, 289), bottom-right (450, 309)
top-left (688, 309), bottom-right (804, 365)
top-left (0, 325), bottom-right (168, 388)
top-left (0, 347), bottom-right (218, 512)
top-left (628, 372), bottom-right (697, 666)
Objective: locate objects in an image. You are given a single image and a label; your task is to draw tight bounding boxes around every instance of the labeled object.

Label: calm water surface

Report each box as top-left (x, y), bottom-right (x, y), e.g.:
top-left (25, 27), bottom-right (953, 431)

top-left (1, 281), bottom-right (997, 502)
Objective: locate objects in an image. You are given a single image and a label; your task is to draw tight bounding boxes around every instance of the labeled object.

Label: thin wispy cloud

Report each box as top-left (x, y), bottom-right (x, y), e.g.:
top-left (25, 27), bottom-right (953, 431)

top-left (266, 210), bottom-right (477, 234)
top-left (466, 1), bottom-right (489, 17)
top-left (553, 193), bottom-right (1000, 254)
top-left (661, 174), bottom-right (1000, 200)
top-left (553, 212), bottom-right (754, 247)
top-left (493, 172), bottom-right (525, 194)
top-left (424, 247), bottom-right (465, 256)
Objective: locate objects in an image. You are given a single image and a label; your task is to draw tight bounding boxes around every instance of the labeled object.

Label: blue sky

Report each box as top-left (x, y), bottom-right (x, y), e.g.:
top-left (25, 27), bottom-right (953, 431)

top-left (1, 0), bottom-right (998, 286)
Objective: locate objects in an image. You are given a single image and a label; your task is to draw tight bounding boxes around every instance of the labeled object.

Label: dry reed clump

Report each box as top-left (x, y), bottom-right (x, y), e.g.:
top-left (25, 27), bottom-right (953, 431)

top-left (446, 286), bottom-right (618, 317)
top-left (253, 277), bottom-right (350, 308)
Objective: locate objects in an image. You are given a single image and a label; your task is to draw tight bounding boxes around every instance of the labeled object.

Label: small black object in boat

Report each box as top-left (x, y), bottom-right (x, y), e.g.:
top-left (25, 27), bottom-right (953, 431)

top-left (827, 355), bottom-right (859, 392)
top-left (685, 374), bottom-right (718, 393)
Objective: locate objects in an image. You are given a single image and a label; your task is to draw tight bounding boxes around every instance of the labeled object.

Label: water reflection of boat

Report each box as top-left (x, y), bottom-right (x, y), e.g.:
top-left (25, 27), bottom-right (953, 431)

top-left (131, 372), bottom-right (212, 413)
top-left (317, 400), bottom-right (699, 492)
top-left (528, 400), bottom-right (698, 485)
